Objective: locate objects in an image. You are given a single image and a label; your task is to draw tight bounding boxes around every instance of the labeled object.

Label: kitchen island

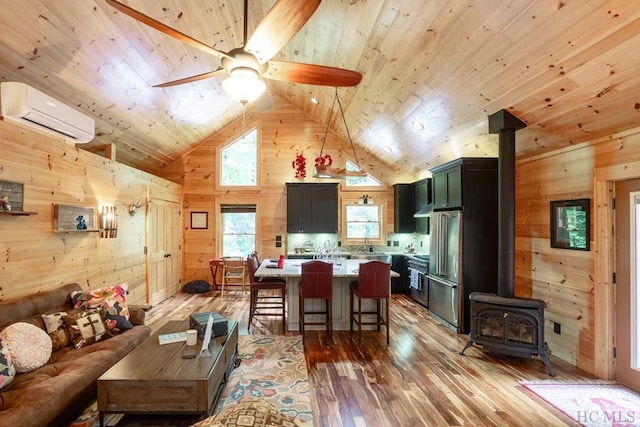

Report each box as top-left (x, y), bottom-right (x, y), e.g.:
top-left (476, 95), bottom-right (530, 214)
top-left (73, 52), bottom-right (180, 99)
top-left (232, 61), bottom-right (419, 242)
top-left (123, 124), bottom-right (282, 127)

top-left (255, 258), bottom-right (399, 331)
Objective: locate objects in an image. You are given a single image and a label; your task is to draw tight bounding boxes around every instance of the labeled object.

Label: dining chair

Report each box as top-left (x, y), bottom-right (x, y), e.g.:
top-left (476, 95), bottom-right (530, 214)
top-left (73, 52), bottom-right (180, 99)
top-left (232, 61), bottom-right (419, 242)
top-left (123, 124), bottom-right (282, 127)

top-left (299, 260), bottom-right (333, 341)
top-left (247, 252), bottom-right (286, 332)
top-left (349, 260), bottom-right (392, 345)
top-left (221, 256), bottom-right (246, 296)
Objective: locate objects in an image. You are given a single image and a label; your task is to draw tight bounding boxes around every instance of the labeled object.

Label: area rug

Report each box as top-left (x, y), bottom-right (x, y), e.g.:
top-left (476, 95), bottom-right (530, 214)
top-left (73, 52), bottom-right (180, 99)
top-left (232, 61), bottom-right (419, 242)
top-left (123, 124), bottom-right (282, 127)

top-left (521, 380), bottom-right (640, 426)
top-left (215, 335), bottom-right (313, 426)
top-left (69, 335), bottom-right (312, 426)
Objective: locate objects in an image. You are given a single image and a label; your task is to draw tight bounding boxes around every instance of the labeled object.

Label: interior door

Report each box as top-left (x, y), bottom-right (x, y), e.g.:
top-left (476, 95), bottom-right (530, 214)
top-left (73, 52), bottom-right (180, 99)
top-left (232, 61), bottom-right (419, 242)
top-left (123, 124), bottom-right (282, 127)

top-left (615, 179), bottom-right (640, 391)
top-left (147, 199), bottom-right (182, 306)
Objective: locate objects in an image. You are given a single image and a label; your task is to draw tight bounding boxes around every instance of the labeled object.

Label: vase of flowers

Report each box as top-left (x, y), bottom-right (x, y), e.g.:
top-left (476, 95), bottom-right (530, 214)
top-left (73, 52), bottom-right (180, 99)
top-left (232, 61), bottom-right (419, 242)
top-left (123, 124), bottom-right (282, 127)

top-left (292, 152), bottom-right (306, 179)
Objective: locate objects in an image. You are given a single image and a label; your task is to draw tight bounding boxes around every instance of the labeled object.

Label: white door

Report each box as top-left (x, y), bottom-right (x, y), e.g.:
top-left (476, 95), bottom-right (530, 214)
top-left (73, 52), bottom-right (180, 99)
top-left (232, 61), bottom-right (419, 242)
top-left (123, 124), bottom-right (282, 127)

top-left (615, 179), bottom-right (640, 391)
top-left (147, 199), bottom-right (182, 306)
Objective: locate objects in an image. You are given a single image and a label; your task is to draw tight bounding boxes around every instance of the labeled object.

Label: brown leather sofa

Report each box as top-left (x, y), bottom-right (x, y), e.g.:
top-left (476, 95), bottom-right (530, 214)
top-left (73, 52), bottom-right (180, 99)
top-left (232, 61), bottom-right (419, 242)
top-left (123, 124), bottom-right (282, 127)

top-left (0, 283), bottom-right (151, 427)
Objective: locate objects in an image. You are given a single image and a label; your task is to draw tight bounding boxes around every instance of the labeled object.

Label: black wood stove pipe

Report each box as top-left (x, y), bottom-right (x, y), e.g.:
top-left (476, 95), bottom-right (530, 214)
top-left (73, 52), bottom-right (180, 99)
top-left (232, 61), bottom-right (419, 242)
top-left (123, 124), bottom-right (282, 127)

top-left (488, 110), bottom-right (526, 298)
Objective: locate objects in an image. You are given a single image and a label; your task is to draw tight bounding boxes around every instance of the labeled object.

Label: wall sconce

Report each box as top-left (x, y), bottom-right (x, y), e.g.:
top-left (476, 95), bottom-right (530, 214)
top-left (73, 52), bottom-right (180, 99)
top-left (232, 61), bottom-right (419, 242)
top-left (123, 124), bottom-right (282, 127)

top-left (101, 206), bottom-right (117, 238)
top-left (128, 198), bottom-right (148, 216)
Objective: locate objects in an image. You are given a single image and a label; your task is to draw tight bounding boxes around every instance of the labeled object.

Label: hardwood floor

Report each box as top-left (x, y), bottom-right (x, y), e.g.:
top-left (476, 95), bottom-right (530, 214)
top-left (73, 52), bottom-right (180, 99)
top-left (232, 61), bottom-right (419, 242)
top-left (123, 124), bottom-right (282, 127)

top-left (145, 290), bottom-right (591, 426)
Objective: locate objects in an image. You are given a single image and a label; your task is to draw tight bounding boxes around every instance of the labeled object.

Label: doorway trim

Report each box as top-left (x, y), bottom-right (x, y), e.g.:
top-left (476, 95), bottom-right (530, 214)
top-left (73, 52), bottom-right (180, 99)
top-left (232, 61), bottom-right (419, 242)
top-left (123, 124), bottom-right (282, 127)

top-left (594, 160), bottom-right (640, 378)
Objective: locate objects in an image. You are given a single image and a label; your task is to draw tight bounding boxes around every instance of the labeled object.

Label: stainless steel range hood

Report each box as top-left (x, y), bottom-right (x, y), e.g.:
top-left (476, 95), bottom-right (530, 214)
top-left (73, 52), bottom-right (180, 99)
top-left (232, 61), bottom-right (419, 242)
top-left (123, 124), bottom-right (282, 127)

top-left (413, 204), bottom-right (432, 218)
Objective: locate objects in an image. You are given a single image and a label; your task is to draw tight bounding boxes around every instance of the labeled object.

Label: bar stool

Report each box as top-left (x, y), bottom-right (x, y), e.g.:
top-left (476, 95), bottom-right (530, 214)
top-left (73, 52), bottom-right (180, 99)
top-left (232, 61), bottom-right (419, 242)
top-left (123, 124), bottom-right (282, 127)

top-left (247, 252), bottom-right (286, 332)
top-left (350, 260), bottom-right (391, 345)
top-left (299, 260), bottom-right (333, 340)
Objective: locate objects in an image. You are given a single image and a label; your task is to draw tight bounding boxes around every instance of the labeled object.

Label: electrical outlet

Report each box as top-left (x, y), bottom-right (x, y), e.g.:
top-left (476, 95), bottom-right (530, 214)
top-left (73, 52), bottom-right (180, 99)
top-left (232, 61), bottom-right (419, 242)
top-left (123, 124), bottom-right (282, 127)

top-left (393, 241), bottom-right (399, 247)
top-left (553, 322), bottom-right (561, 334)
top-left (275, 241), bottom-right (282, 248)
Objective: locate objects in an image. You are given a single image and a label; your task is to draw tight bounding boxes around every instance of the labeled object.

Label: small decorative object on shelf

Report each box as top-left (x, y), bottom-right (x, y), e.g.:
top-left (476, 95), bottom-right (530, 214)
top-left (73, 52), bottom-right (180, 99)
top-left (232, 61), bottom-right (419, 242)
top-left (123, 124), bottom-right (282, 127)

top-left (0, 194), bottom-right (10, 211)
top-left (76, 215), bottom-right (88, 230)
top-left (292, 152), bottom-right (307, 179)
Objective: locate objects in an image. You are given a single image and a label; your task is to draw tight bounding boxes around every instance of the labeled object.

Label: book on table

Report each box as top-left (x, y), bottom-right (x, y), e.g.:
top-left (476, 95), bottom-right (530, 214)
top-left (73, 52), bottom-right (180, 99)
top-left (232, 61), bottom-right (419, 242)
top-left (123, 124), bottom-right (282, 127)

top-left (158, 331), bottom-right (187, 345)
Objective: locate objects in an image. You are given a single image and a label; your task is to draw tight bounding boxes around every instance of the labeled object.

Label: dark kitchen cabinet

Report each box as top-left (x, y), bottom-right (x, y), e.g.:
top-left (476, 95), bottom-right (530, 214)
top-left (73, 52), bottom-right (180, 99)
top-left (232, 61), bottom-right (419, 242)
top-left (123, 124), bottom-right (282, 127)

top-left (393, 184), bottom-right (415, 233)
top-left (286, 183), bottom-right (338, 233)
top-left (414, 178), bottom-right (431, 234)
top-left (431, 164), bottom-right (462, 209)
top-left (391, 255), bottom-right (409, 294)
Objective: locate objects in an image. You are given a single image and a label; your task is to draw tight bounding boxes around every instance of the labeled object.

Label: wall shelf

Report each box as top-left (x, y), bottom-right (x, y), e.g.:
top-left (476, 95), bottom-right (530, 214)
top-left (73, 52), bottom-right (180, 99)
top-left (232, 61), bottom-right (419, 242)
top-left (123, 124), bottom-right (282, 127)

top-left (54, 229), bottom-right (101, 234)
top-left (0, 210), bottom-right (38, 216)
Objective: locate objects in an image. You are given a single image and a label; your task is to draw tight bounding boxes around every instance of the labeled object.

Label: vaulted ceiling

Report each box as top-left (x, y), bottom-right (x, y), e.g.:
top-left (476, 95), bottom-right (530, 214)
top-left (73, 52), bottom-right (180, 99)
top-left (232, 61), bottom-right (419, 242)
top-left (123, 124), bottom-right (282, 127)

top-left (2, 1), bottom-right (640, 179)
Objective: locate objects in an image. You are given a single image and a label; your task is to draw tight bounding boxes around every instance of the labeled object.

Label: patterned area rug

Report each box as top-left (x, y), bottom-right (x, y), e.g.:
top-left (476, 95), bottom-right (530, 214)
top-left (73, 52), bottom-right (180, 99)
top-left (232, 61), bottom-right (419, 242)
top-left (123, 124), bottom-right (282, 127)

top-left (521, 380), bottom-right (640, 426)
top-left (68, 335), bottom-right (312, 426)
top-left (216, 335), bottom-right (313, 426)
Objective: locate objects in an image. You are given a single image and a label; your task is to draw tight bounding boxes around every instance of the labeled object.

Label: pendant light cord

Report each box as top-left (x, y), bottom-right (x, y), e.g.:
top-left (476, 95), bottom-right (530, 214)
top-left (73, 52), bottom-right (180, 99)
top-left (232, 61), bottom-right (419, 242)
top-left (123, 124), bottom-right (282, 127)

top-left (319, 87), bottom-right (361, 170)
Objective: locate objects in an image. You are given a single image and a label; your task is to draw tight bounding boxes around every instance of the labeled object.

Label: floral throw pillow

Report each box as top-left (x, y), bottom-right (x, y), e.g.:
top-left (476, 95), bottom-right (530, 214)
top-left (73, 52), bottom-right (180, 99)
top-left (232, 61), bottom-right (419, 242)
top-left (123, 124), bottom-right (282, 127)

top-left (71, 283), bottom-right (133, 332)
top-left (63, 309), bottom-right (109, 349)
top-left (0, 336), bottom-right (16, 390)
top-left (0, 322), bottom-right (52, 373)
top-left (41, 312), bottom-right (73, 351)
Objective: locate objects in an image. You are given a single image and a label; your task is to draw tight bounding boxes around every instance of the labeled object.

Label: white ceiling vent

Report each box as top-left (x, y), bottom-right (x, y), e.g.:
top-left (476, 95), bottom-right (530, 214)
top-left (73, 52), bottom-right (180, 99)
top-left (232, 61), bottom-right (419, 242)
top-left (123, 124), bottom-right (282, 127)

top-left (0, 82), bottom-right (95, 143)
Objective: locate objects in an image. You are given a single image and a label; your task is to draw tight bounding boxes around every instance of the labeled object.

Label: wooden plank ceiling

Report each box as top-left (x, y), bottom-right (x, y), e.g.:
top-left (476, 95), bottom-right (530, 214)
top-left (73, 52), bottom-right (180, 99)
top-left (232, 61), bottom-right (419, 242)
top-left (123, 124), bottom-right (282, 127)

top-left (1, 0), bottom-right (640, 178)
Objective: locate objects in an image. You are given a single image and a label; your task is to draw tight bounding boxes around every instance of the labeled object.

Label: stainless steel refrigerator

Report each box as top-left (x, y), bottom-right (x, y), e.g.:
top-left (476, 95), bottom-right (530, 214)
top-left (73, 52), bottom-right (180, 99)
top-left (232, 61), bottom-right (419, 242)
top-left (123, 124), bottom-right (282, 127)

top-left (427, 210), bottom-right (464, 331)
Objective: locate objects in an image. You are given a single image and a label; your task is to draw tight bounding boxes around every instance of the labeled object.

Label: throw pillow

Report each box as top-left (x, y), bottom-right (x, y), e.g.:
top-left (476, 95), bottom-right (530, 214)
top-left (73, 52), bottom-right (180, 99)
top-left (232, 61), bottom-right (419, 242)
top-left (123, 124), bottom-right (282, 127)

top-left (71, 283), bottom-right (133, 332)
top-left (63, 309), bottom-right (110, 349)
top-left (0, 336), bottom-right (16, 390)
top-left (41, 312), bottom-right (73, 351)
top-left (192, 399), bottom-right (298, 427)
top-left (0, 322), bottom-right (52, 373)
top-left (183, 280), bottom-right (212, 294)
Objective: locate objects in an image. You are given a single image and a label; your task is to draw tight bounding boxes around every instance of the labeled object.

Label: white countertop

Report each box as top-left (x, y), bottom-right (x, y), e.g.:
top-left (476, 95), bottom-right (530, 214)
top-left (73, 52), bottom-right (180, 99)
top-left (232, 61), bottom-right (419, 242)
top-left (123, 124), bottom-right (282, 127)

top-left (255, 259), bottom-right (400, 278)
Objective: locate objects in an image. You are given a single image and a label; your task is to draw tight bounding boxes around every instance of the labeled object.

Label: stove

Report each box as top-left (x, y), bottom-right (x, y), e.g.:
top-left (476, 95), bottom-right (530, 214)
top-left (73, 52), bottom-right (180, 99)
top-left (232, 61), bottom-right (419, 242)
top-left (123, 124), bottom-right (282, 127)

top-left (407, 255), bottom-right (429, 307)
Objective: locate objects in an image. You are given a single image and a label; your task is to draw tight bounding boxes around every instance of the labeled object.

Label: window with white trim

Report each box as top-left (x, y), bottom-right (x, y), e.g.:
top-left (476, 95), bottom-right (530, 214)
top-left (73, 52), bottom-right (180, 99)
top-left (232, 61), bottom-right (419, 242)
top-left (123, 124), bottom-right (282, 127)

top-left (220, 128), bottom-right (257, 186)
top-left (345, 204), bottom-right (381, 239)
top-left (221, 205), bottom-right (256, 257)
top-left (345, 160), bottom-right (381, 187)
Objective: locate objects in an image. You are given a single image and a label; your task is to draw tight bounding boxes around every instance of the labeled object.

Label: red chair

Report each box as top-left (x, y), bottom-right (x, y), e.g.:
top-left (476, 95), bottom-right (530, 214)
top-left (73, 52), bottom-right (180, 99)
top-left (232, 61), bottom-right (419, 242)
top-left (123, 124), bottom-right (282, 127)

top-left (299, 260), bottom-right (333, 340)
top-left (209, 258), bottom-right (222, 292)
top-left (247, 253), bottom-right (286, 332)
top-left (350, 261), bottom-right (392, 345)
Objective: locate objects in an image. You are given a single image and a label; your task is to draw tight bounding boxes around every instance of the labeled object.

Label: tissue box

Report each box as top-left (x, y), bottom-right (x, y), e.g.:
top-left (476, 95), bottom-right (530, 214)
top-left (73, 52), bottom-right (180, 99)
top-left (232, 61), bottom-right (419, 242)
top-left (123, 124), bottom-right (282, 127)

top-left (189, 311), bottom-right (228, 339)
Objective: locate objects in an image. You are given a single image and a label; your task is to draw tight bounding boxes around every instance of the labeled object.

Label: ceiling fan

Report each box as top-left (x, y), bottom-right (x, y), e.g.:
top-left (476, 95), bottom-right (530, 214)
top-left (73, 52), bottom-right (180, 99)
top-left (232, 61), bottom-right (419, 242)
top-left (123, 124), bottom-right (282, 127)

top-left (106, 0), bottom-right (363, 104)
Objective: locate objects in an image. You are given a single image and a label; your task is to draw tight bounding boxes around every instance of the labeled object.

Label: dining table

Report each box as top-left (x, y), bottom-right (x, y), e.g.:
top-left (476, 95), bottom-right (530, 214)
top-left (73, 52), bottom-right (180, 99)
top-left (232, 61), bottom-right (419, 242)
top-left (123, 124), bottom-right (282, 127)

top-left (255, 258), bottom-right (399, 331)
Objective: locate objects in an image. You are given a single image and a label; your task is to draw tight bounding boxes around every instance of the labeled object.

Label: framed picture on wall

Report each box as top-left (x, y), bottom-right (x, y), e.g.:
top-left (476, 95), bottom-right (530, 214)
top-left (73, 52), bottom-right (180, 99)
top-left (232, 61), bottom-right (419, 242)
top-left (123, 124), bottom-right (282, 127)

top-left (190, 211), bottom-right (208, 229)
top-left (550, 199), bottom-right (590, 251)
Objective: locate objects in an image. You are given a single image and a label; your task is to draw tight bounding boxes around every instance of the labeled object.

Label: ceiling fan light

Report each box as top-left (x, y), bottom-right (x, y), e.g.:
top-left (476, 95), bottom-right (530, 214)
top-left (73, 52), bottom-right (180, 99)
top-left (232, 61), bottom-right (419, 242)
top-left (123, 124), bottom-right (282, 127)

top-left (221, 67), bottom-right (266, 104)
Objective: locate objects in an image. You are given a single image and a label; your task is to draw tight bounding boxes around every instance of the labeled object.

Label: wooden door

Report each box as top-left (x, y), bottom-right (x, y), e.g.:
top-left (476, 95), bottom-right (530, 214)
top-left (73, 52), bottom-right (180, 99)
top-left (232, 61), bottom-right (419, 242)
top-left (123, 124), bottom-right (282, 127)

top-left (147, 199), bottom-right (182, 306)
top-left (615, 178), bottom-right (640, 391)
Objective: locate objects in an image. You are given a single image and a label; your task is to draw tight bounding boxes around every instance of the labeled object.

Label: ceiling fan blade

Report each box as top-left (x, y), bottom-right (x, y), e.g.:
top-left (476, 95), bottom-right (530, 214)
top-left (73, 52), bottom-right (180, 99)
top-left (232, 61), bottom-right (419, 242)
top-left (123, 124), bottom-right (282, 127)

top-left (245, 0), bottom-right (321, 64)
top-left (153, 68), bottom-right (224, 88)
top-left (264, 61), bottom-right (363, 87)
top-left (106, 0), bottom-right (232, 61)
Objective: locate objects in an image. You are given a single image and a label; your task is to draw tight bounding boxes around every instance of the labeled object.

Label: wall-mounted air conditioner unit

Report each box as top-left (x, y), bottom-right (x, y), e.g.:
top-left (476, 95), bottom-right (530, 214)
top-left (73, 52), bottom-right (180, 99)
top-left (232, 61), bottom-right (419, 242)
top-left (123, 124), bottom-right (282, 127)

top-left (0, 82), bottom-right (95, 143)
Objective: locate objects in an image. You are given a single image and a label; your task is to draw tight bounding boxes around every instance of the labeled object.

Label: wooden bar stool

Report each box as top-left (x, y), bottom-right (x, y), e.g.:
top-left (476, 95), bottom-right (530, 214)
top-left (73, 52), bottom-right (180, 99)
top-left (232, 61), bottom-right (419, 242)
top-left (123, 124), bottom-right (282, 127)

top-left (350, 260), bottom-right (392, 345)
top-left (247, 253), bottom-right (286, 332)
top-left (299, 260), bottom-right (333, 341)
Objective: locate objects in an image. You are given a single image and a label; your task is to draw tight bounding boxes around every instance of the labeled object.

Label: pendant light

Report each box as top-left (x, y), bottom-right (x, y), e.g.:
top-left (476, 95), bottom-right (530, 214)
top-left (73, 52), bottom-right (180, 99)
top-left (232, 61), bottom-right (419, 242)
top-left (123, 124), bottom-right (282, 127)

top-left (313, 87), bottom-right (367, 179)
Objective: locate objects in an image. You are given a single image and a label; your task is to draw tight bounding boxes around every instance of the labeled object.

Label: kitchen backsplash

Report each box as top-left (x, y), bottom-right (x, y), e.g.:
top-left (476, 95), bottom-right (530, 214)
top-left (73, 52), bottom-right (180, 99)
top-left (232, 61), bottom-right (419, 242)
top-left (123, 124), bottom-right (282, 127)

top-left (287, 233), bottom-right (430, 254)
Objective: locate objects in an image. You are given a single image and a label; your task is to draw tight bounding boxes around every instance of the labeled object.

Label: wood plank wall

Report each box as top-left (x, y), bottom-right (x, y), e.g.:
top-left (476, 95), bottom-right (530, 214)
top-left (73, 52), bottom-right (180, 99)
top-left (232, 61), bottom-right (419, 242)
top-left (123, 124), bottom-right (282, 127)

top-left (164, 96), bottom-right (417, 284)
top-left (516, 125), bottom-right (640, 376)
top-left (0, 119), bottom-right (182, 304)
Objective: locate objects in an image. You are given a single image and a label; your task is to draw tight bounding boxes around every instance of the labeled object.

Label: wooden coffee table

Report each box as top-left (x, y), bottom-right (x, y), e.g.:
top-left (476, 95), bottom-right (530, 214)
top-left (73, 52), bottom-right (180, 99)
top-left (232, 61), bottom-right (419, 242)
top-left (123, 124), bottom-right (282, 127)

top-left (97, 319), bottom-right (238, 425)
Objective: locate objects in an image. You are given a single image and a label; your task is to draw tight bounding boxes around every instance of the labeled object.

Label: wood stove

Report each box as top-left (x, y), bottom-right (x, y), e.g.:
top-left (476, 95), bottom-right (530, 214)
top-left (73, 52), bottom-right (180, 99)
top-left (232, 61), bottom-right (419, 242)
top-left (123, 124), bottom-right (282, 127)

top-left (460, 292), bottom-right (555, 376)
top-left (459, 110), bottom-right (555, 376)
